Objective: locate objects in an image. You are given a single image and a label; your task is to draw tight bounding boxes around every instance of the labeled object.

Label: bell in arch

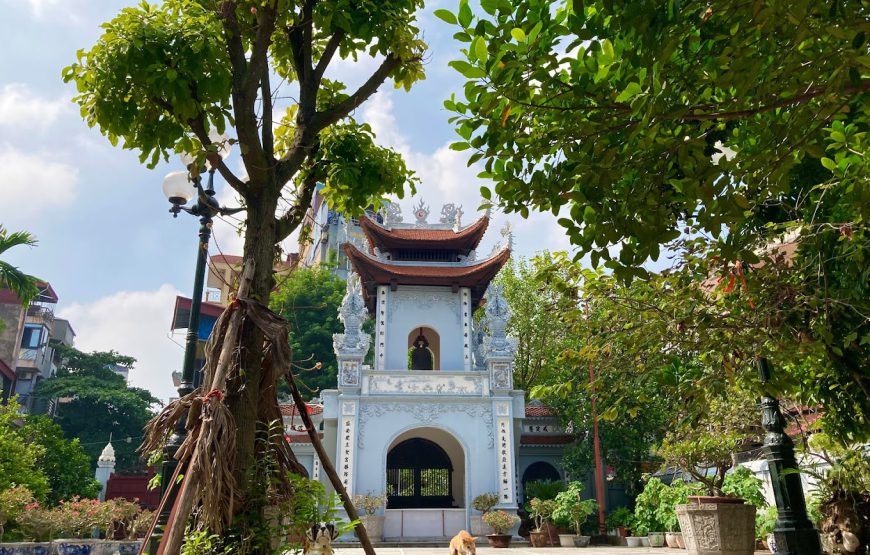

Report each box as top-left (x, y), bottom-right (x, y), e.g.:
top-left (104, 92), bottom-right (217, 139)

top-left (410, 328), bottom-right (434, 370)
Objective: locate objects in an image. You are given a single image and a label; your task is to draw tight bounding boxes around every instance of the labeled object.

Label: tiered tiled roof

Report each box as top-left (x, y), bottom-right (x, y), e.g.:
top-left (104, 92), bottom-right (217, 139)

top-left (344, 244), bottom-right (510, 308)
top-left (360, 215), bottom-right (489, 252)
top-left (525, 405), bottom-right (558, 418)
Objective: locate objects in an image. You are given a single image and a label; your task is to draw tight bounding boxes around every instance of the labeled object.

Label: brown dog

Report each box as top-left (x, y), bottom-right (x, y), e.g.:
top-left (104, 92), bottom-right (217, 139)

top-left (449, 530), bottom-right (477, 555)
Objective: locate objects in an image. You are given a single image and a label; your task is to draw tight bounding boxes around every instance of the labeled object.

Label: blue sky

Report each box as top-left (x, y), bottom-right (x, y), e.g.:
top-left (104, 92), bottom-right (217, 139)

top-left (0, 0), bottom-right (571, 401)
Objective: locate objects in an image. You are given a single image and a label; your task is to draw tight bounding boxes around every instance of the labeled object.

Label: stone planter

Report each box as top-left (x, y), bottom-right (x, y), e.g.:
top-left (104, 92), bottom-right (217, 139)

top-left (358, 515), bottom-right (385, 543)
top-left (486, 534), bottom-right (512, 548)
top-left (558, 534), bottom-right (575, 547)
top-left (574, 535), bottom-right (591, 547)
top-left (529, 531), bottom-right (548, 547)
top-left (54, 540), bottom-right (96, 555)
top-left (99, 540), bottom-right (142, 555)
top-left (0, 543), bottom-right (52, 555)
top-left (626, 536), bottom-right (644, 547)
top-left (470, 515), bottom-right (494, 536)
top-left (676, 498), bottom-right (756, 555)
top-left (648, 532), bottom-right (665, 547)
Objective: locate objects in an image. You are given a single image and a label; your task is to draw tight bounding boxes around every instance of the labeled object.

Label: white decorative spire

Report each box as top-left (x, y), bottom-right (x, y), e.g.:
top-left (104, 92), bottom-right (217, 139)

top-left (98, 441), bottom-right (116, 467)
top-left (333, 272), bottom-right (371, 357)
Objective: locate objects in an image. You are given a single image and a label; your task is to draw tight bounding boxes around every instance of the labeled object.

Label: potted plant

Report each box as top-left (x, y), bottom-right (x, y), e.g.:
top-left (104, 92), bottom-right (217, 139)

top-left (625, 516), bottom-right (647, 547)
top-left (633, 477), bottom-right (672, 548)
top-left (552, 482), bottom-right (596, 547)
top-left (54, 497), bottom-right (101, 555)
top-left (605, 506), bottom-right (632, 539)
top-left (528, 498), bottom-right (557, 547)
top-left (15, 505), bottom-right (57, 555)
top-left (482, 510), bottom-right (518, 548)
top-left (98, 498), bottom-right (146, 555)
top-left (755, 505), bottom-right (777, 552)
top-left (352, 492), bottom-right (388, 543)
top-left (470, 493), bottom-right (498, 536)
top-left (0, 486), bottom-right (33, 553)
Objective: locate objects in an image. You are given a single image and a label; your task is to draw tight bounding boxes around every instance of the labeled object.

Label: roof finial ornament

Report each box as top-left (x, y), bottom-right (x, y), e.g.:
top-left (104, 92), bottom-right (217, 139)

top-left (500, 221), bottom-right (514, 250)
top-left (413, 199), bottom-right (430, 226)
top-left (440, 203), bottom-right (463, 229)
top-left (383, 202), bottom-right (403, 226)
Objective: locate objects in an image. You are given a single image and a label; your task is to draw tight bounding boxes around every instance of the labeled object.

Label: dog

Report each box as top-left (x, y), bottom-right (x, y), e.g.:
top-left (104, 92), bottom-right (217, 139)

top-left (304, 522), bottom-right (340, 555)
top-left (449, 530), bottom-right (477, 555)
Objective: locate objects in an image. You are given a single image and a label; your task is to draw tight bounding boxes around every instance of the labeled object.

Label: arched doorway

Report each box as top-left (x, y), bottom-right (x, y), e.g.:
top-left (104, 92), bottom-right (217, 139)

top-left (521, 461), bottom-right (561, 501)
top-left (407, 327), bottom-right (440, 370)
top-left (386, 429), bottom-right (464, 509)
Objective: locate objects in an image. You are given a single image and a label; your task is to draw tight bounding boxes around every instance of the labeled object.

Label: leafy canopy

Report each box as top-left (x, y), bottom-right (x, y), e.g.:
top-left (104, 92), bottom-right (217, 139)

top-left (441, 0), bottom-right (869, 277)
top-left (0, 399), bottom-right (49, 501)
top-left (0, 226), bottom-right (41, 308)
top-left (34, 346), bottom-right (160, 471)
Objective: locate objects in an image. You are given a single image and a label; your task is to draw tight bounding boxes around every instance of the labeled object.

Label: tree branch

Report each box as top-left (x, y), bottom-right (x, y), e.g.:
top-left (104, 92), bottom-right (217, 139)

top-left (261, 65), bottom-right (274, 161)
top-left (275, 168), bottom-right (322, 241)
top-left (188, 116), bottom-right (248, 192)
top-left (311, 29), bottom-right (346, 88)
top-left (244, 2), bottom-right (278, 99)
top-left (311, 53), bottom-right (404, 130)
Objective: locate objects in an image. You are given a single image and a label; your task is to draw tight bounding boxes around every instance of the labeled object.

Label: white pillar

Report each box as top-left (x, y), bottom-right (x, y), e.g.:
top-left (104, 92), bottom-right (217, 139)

top-left (95, 442), bottom-right (116, 501)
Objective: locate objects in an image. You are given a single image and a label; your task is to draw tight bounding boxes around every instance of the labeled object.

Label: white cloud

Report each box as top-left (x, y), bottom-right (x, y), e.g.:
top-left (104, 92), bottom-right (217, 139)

top-left (0, 144), bottom-right (79, 227)
top-left (0, 84), bottom-right (68, 129)
top-left (58, 285), bottom-right (184, 403)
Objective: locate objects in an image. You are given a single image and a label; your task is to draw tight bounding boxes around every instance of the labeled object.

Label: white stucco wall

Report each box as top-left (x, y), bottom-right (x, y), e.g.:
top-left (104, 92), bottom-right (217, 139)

top-left (383, 286), bottom-right (465, 371)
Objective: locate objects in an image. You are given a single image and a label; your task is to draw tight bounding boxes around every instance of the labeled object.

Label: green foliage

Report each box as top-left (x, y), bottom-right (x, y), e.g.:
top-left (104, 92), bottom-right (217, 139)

top-left (270, 266), bottom-right (346, 398)
top-left (286, 473), bottom-right (350, 538)
top-left (491, 254), bottom-right (578, 394)
top-left (0, 226), bottom-right (41, 309)
top-left (755, 505), bottom-right (777, 539)
top-left (633, 477), bottom-right (669, 533)
top-left (528, 497), bottom-right (558, 531)
top-left (0, 485), bottom-right (35, 542)
top-left (657, 480), bottom-right (703, 533)
top-left (552, 482), bottom-right (597, 535)
top-left (604, 506), bottom-right (632, 531)
top-left (0, 399), bottom-right (49, 501)
top-left (721, 466), bottom-right (767, 508)
top-left (482, 509), bottom-right (519, 535)
top-left (34, 346), bottom-right (160, 471)
top-left (523, 479), bottom-right (564, 501)
top-left (471, 492), bottom-right (499, 514)
top-left (19, 416), bottom-right (101, 506)
top-left (443, 0), bottom-right (869, 277)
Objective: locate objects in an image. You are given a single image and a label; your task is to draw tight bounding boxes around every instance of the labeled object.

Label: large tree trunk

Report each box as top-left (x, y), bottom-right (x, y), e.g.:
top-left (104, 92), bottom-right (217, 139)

top-left (228, 189), bottom-right (280, 544)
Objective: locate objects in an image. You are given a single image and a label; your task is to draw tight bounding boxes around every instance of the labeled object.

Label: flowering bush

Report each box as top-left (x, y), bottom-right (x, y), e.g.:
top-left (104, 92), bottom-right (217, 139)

top-left (0, 485), bottom-right (35, 541)
top-left (129, 509), bottom-right (154, 540)
top-left (17, 505), bottom-right (57, 542)
top-left (482, 510), bottom-right (519, 535)
top-left (56, 497), bottom-right (102, 538)
top-left (528, 498), bottom-right (558, 532)
top-left (352, 492), bottom-right (388, 516)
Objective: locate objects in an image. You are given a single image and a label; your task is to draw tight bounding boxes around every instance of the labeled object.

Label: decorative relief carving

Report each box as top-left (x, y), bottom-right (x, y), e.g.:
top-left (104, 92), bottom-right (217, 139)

top-left (495, 402), bottom-right (510, 417)
top-left (342, 401), bottom-right (357, 415)
top-left (387, 290), bottom-right (460, 323)
top-left (676, 503), bottom-right (756, 555)
top-left (491, 362), bottom-right (512, 390)
top-left (367, 373), bottom-right (484, 395)
top-left (383, 203), bottom-right (403, 226)
top-left (440, 203), bottom-right (463, 227)
top-left (358, 403), bottom-right (494, 448)
top-left (339, 361), bottom-right (360, 387)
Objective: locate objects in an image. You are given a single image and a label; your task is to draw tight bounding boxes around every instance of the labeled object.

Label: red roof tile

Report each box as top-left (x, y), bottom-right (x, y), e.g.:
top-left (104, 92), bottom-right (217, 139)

top-left (279, 403), bottom-right (324, 417)
top-left (525, 405), bottom-right (558, 418)
top-left (520, 434), bottom-right (575, 446)
top-left (360, 215), bottom-right (489, 252)
top-left (211, 254), bottom-right (243, 265)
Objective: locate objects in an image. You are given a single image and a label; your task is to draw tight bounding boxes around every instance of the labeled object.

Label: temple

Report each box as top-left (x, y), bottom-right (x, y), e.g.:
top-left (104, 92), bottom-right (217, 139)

top-left (291, 201), bottom-right (574, 541)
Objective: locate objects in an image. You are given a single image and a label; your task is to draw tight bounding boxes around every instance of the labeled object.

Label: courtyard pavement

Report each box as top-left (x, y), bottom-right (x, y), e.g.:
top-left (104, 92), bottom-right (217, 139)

top-left (332, 548), bottom-right (769, 555)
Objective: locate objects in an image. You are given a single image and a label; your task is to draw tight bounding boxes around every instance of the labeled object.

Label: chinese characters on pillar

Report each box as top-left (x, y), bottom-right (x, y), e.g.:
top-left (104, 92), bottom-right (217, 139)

top-left (497, 417), bottom-right (515, 504)
top-left (339, 401), bottom-right (357, 493)
top-left (313, 455), bottom-right (321, 481)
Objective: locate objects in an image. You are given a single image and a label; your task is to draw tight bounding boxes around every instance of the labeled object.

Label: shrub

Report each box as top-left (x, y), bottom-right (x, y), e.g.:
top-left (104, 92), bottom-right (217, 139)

top-left (633, 477), bottom-right (668, 533)
top-left (529, 498), bottom-right (558, 532)
top-left (472, 492), bottom-right (499, 514)
top-left (524, 479), bottom-right (564, 501)
top-left (657, 480), bottom-right (703, 532)
top-left (755, 505), bottom-right (777, 539)
top-left (0, 485), bottom-right (35, 541)
top-left (482, 510), bottom-right (519, 535)
top-left (552, 482), bottom-right (597, 535)
top-left (605, 506), bottom-right (633, 531)
top-left (722, 466), bottom-right (767, 508)
top-left (56, 497), bottom-right (102, 538)
top-left (352, 492), bottom-right (387, 516)
top-left (17, 506), bottom-right (57, 542)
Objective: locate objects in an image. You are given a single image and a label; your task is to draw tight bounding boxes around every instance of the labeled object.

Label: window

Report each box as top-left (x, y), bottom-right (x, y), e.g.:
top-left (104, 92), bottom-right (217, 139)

top-left (21, 325), bottom-right (43, 349)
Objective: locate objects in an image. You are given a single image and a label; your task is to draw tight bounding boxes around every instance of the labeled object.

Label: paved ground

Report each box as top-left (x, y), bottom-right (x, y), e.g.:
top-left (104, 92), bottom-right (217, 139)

top-left (332, 548), bottom-right (769, 555)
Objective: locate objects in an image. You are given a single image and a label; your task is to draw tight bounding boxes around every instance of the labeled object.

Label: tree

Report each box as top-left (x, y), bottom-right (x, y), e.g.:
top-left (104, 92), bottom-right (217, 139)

top-left (34, 346), bottom-right (159, 471)
top-left (490, 254), bottom-right (577, 394)
top-left (0, 226), bottom-right (41, 307)
top-left (0, 399), bottom-right (48, 501)
top-left (64, 0), bottom-right (427, 541)
top-left (269, 265), bottom-right (345, 399)
top-left (440, 0), bottom-right (868, 276)
top-left (19, 416), bottom-right (101, 505)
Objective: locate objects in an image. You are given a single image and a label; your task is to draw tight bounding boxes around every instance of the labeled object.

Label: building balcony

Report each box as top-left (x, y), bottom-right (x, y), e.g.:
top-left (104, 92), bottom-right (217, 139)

top-left (26, 305), bottom-right (54, 324)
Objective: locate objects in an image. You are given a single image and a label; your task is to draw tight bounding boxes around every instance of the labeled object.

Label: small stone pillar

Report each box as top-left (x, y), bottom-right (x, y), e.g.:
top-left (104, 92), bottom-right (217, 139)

top-left (95, 442), bottom-right (116, 501)
top-left (333, 272), bottom-right (370, 390)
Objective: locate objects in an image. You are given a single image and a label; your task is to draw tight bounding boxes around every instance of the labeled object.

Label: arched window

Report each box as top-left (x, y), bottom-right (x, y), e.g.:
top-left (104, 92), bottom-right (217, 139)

top-left (387, 438), bottom-right (454, 508)
top-left (407, 327), bottom-right (440, 370)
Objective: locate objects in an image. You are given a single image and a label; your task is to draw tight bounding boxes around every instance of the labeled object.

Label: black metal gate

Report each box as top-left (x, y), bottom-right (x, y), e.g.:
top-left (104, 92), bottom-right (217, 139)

top-left (387, 438), bottom-right (454, 509)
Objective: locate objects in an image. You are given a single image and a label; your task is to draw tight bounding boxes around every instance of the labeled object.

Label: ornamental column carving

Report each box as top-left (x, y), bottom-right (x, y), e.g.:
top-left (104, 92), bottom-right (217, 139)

top-left (483, 283), bottom-right (516, 391)
top-left (333, 272), bottom-right (370, 389)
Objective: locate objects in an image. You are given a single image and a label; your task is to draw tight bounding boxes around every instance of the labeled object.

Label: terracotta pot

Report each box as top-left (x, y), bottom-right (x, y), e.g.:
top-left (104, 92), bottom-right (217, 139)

top-left (675, 532), bottom-right (685, 549)
top-left (677, 499), bottom-right (755, 555)
top-left (486, 534), bottom-right (512, 548)
top-left (529, 531), bottom-right (548, 547)
top-left (616, 526), bottom-right (629, 538)
top-left (665, 532), bottom-right (680, 548)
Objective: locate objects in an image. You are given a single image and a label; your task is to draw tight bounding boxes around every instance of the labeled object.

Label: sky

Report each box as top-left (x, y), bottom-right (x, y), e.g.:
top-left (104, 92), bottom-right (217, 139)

top-left (0, 0), bottom-right (572, 402)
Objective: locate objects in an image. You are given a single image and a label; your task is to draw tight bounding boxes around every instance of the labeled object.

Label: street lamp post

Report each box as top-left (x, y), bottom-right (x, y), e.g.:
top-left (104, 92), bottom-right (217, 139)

top-left (150, 141), bottom-right (242, 552)
top-left (757, 357), bottom-right (823, 555)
